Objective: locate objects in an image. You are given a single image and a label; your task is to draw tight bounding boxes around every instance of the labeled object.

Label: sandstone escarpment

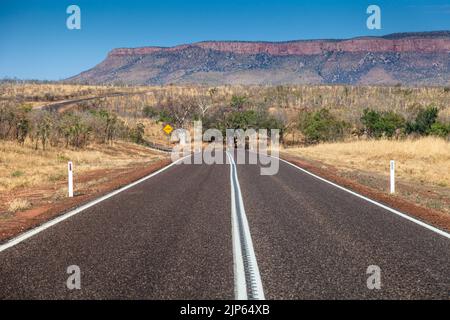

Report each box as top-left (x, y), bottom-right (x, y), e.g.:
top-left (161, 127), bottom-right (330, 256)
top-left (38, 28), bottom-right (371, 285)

top-left (70, 31), bottom-right (450, 86)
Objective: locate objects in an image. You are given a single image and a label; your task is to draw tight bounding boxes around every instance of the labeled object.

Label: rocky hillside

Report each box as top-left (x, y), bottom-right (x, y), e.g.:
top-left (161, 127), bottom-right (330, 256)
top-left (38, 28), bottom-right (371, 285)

top-left (68, 31), bottom-right (450, 86)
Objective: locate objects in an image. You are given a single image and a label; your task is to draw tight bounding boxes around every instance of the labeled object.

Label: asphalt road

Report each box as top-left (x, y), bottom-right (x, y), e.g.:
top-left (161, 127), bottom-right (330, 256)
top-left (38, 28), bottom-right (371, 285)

top-left (0, 151), bottom-right (449, 299)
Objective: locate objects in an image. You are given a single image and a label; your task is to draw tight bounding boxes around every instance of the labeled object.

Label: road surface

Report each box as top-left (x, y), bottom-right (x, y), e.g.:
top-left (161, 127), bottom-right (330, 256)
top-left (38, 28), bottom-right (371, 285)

top-left (33, 92), bottom-right (137, 111)
top-left (0, 151), bottom-right (449, 299)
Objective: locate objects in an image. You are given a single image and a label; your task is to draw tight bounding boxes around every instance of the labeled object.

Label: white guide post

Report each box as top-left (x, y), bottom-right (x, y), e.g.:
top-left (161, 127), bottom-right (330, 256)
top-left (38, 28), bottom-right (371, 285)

top-left (68, 161), bottom-right (74, 197)
top-left (390, 160), bottom-right (395, 194)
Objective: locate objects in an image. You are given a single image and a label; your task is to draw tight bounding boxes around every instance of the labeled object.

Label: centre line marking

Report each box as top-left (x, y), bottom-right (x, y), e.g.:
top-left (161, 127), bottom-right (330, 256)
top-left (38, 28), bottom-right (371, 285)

top-left (227, 151), bottom-right (265, 300)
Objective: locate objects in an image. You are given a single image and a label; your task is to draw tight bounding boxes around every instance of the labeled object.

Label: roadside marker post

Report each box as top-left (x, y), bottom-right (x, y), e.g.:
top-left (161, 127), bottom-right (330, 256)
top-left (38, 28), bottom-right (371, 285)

top-left (390, 160), bottom-right (395, 194)
top-left (68, 161), bottom-right (74, 198)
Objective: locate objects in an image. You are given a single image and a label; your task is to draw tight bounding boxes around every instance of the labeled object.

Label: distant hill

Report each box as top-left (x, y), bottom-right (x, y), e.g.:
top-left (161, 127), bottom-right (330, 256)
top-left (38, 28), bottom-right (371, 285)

top-left (68, 31), bottom-right (450, 86)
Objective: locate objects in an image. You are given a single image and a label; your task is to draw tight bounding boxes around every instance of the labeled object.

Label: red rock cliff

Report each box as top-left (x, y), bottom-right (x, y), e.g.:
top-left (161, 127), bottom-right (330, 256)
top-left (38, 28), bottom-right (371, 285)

top-left (109, 35), bottom-right (450, 57)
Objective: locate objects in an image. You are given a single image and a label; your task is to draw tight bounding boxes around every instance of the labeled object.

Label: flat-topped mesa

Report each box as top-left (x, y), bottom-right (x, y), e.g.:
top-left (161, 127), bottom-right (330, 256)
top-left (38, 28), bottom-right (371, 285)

top-left (108, 44), bottom-right (196, 56)
top-left (197, 38), bottom-right (450, 55)
top-left (108, 36), bottom-right (450, 57)
top-left (108, 47), bottom-right (165, 56)
top-left (69, 31), bottom-right (450, 86)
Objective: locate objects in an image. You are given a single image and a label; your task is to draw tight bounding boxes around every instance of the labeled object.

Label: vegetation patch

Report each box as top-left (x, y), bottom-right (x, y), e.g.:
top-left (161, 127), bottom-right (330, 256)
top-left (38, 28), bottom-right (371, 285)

top-left (8, 199), bottom-right (31, 213)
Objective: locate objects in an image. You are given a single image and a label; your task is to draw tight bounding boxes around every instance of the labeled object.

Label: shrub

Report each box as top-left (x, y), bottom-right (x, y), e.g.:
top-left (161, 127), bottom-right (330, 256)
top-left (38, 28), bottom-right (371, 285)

top-left (428, 122), bottom-right (450, 138)
top-left (143, 106), bottom-right (158, 118)
top-left (230, 95), bottom-right (248, 110)
top-left (130, 123), bottom-right (145, 144)
top-left (30, 111), bottom-right (53, 150)
top-left (298, 109), bottom-right (347, 144)
top-left (361, 109), bottom-right (405, 138)
top-left (225, 110), bottom-right (258, 130)
top-left (11, 170), bottom-right (24, 177)
top-left (8, 199), bottom-right (31, 212)
top-left (157, 109), bottom-right (176, 124)
top-left (56, 112), bottom-right (90, 148)
top-left (406, 106), bottom-right (439, 135)
top-left (380, 111), bottom-right (405, 137)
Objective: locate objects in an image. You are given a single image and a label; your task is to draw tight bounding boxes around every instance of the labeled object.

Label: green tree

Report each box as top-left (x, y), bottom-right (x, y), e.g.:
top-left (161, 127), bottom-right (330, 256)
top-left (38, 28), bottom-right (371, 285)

top-left (230, 95), bottom-right (247, 111)
top-left (31, 111), bottom-right (52, 150)
top-left (361, 109), bottom-right (383, 138)
top-left (298, 109), bottom-right (347, 144)
top-left (406, 106), bottom-right (439, 135)
top-left (225, 110), bottom-right (258, 130)
top-left (361, 109), bottom-right (405, 138)
top-left (15, 104), bottom-right (32, 144)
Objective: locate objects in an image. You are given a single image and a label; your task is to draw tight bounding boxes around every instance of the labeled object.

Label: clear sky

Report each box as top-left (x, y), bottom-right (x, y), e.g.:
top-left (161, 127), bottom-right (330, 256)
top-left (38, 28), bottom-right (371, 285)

top-left (1, 0), bottom-right (449, 80)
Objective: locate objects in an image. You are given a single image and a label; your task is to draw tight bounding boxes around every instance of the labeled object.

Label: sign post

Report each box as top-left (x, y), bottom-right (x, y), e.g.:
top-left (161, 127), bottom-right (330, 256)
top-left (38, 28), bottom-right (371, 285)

top-left (68, 161), bottom-right (74, 198)
top-left (163, 124), bottom-right (174, 147)
top-left (390, 160), bottom-right (395, 194)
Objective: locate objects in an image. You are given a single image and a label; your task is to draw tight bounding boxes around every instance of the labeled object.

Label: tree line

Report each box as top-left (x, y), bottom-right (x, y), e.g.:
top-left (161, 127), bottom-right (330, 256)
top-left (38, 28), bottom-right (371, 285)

top-left (2, 94), bottom-right (448, 151)
top-left (144, 94), bottom-right (449, 145)
top-left (0, 103), bottom-right (145, 150)
top-left (143, 94), bottom-right (287, 140)
top-left (297, 105), bottom-right (449, 144)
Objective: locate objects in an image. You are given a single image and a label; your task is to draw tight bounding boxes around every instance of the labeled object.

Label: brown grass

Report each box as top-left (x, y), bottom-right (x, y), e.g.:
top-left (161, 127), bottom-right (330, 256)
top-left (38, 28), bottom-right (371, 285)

top-left (7, 199), bottom-right (31, 213)
top-left (284, 137), bottom-right (450, 187)
top-left (119, 117), bottom-right (170, 145)
top-left (0, 83), bottom-right (149, 104)
top-left (0, 140), bottom-right (165, 193)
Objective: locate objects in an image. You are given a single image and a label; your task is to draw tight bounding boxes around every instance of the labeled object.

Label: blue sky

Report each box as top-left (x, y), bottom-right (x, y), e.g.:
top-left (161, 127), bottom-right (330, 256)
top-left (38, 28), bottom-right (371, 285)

top-left (1, 0), bottom-right (449, 80)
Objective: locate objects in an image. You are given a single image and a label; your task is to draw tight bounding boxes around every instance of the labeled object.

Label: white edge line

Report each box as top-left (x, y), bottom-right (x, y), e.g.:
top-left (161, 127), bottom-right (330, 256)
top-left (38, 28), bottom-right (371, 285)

top-left (274, 156), bottom-right (450, 240)
top-left (228, 151), bottom-right (265, 300)
top-left (227, 152), bottom-right (248, 300)
top-left (0, 155), bottom-right (191, 253)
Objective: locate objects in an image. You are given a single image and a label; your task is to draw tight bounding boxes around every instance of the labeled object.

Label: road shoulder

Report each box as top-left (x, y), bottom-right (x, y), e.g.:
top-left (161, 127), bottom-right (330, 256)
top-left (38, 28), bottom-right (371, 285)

top-left (280, 152), bottom-right (450, 232)
top-left (0, 157), bottom-right (171, 243)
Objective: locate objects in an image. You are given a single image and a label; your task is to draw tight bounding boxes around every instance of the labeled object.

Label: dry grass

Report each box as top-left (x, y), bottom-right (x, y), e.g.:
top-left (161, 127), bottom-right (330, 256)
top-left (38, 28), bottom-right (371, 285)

top-left (0, 140), bottom-right (165, 193)
top-left (119, 117), bottom-right (170, 145)
top-left (284, 137), bottom-right (450, 188)
top-left (7, 199), bottom-right (31, 212)
top-left (0, 83), bottom-right (149, 103)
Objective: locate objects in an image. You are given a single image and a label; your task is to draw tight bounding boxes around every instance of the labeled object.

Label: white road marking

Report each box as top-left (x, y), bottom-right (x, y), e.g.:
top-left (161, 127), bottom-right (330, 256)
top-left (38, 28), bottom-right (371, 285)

top-left (275, 156), bottom-right (450, 240)
top-left (228, 152), bottom-right (248, 300)
top-left (227, 151), bottom-right (265, 300)
top-left (0, 155), bottom-right (191, 253)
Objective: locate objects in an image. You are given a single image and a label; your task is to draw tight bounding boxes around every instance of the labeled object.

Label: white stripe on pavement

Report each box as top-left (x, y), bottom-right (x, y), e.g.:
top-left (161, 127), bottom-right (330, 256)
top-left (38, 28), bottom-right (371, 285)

top-left (228, 152), bottom-right (248, 300)
top-left (227, 151), bottom-right (265, 300)
top-left (275, 156), bottom-right (450, 240)
top-left (0, 155), bottom-right (191, 253)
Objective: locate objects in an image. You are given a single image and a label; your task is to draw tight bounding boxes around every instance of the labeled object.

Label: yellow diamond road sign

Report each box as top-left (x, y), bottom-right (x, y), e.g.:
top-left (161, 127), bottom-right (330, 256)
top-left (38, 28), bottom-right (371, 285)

top-left (163, 124), bottom-right (173, 135)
